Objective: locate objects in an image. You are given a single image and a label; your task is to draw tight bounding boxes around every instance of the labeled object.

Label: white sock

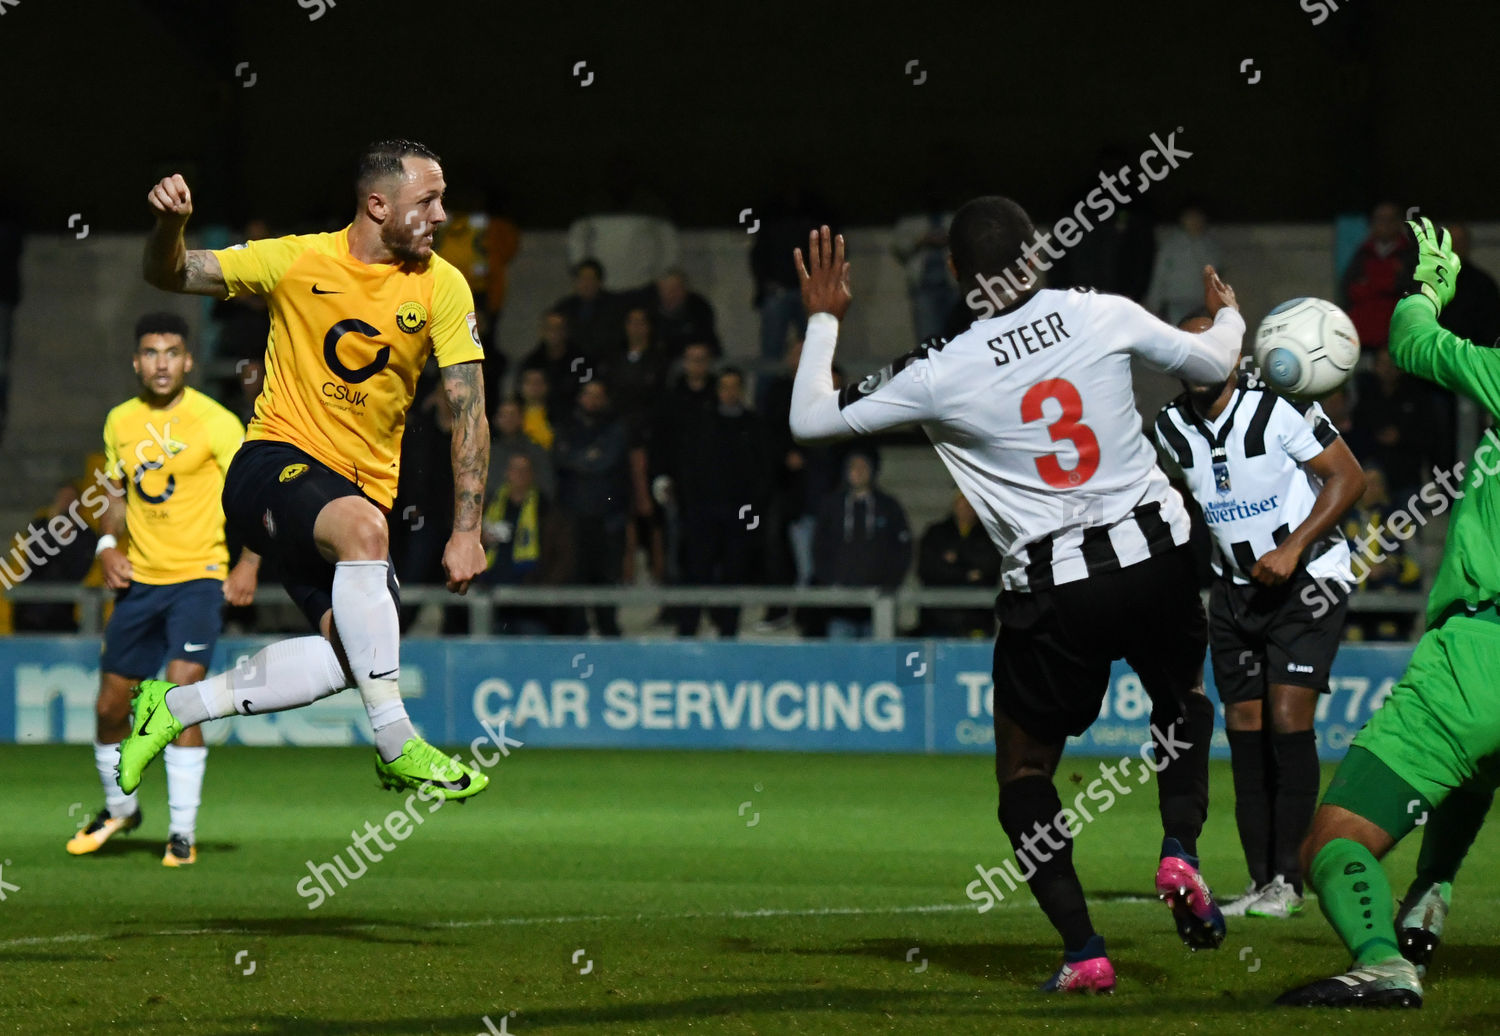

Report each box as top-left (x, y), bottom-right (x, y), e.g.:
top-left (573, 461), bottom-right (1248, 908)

top-left (164, 744), bottom-right (207, 842)
top-left (93, 741), bottom-right (138, 818)
top-left (164, 636), bottom-right (350, 726)
top-left (332, 560), bottom-right (414, 761)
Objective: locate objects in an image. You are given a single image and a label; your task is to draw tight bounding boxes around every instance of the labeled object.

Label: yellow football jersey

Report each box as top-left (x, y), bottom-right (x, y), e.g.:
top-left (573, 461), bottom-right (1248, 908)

top-left (213, 228), bottom-right (484, 509)
top-left (102, 388), bottom-right (245, 584)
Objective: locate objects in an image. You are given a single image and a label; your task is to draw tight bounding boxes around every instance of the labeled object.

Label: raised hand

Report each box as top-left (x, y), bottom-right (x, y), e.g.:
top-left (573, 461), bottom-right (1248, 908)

top-left (147, 174), bottom-right (194, 224)
top-left (794, 226), bottom-right (852, 321)
top-left (1202, 265), bottom-right (1237, 317)
top-left (1407, 217), bottom-right (1461, 314)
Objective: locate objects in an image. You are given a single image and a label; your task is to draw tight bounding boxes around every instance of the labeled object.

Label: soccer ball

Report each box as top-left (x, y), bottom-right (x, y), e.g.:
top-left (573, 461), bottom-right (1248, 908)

top-left (1252, 297), bottom-right (1360, 398)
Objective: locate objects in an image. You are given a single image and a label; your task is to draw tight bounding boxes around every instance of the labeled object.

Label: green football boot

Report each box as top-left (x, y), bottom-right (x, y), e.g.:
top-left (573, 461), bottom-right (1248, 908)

top-left (374, 737), bottom-right (489, 802)
top-left (117, 679), bottom-right (184, 793)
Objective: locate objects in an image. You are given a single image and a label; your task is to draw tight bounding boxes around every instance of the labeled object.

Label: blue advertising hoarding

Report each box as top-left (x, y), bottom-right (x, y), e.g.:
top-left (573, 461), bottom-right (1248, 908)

top-left (0, 636), bottom-right (1414, 758)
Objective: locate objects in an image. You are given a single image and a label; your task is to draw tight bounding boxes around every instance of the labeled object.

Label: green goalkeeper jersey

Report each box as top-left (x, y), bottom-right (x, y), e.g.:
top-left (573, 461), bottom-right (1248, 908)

top-left (1389, 295), bottom-right (1500, 628)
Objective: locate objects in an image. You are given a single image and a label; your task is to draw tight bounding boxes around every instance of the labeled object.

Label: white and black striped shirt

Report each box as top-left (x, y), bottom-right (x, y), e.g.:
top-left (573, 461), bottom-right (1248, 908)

top-left (789, 287), bottom-right (1246, 591)
top-left (1154, 376), bottom-right (1354, 586)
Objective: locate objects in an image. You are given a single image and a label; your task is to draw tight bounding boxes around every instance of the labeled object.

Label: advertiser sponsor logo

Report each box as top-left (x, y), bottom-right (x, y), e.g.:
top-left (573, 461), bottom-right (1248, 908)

top-left (1201, 495), bottom-right (1279, 524)
top-left (470, 676), bottom-right (906, 734)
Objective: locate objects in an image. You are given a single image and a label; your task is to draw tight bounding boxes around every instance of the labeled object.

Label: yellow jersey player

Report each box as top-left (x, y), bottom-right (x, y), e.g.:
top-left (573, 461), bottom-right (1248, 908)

top-left (67, 312), bottom-right (259, 865)
top-left (118, 140), bottom-right (491, 800)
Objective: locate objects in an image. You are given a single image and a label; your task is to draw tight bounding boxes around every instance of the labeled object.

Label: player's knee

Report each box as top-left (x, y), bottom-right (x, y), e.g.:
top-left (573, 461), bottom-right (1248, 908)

top-left (1267, 684), bottom-right (1317, 734)
top-left (1223, 699), bottom-right (1261, 732)
top-left (1153, 685), bottom-right (1212, 727)
top-left (340, 511), bottom-right (389, 560)
top-left (1298, 835), bottom-right (1319, 882)
top-left (1182, 687), bottom-right (1213, 717)
top-left (997, 773), bottom-right (1060, 836)
top-left (96, 691), bottom-right (131, 729)
top-left (1298, 810), bottom-right (1335, 878)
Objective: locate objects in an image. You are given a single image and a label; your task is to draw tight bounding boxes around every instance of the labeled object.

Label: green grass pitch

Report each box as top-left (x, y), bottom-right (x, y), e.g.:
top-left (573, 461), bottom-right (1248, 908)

top-left (3, 746), bottom-right (1498, 1034)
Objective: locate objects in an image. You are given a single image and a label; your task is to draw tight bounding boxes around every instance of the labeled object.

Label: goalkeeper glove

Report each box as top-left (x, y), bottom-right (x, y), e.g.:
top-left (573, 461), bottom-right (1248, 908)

top-left (1406, 216), bottom-right (1461, 314)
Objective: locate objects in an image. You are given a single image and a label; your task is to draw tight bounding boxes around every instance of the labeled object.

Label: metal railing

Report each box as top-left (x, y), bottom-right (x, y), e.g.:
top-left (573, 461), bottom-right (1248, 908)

top-left (3, 583), bottom-right (1430, 640)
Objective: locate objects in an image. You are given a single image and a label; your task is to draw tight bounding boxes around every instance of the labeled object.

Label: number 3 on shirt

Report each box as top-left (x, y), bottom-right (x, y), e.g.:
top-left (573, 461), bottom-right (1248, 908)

top-left (1021, 378), bottom-right (1100, 488)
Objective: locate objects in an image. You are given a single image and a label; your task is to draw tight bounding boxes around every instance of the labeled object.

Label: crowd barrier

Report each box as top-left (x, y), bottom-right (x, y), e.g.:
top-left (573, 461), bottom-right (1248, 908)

top-left (3, 636), bottom-right (1416, 758)
top-left (3, 583), bottom-right (1426, 639)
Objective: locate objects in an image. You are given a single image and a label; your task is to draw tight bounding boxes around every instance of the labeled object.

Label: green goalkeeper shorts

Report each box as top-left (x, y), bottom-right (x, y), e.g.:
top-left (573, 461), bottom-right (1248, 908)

top-left (1337, 613), bottom-right (1500, 819)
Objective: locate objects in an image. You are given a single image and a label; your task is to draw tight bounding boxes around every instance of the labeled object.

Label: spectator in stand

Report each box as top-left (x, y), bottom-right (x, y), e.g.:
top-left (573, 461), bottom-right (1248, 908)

top-left (434, 190), bottom-right (517, 416)
top-left (657, 340), bottom-right (720, 422)
top-left (1341, 467), bottom-right (1421, 642)
top-left (602, 307), bottom-right (669, 591)
top-left (646, 269), bottom-right (719, 358)
top-left (521, 309), bottom-right (584, 420)
top-left (761, 339), bottom-right (863, 601)
top-left (758, 335), bottom-right (805, 628)
top-left (759, 339), bottom-right (861, 625)
top-left (228, 357), bottom-right (264, 426)
top-left (1441, 222), bottom-right (1500, 347)
top-left (1051, 146), bottom-right (1155, 301)
top-left (917, 490), bottom-right (1001, 638)
top-left (659, 343), bottom-right (717, 417)
top-left (1145, 202), bottom-right (1223, 325)
top-left (480, 453), bottom-right (572, 635)
top-left (1340, 201), bottom-right (1414, 353)
top-left (517, 367), bottom-right (556, 451)
top-left (210, 219), bottom-right (272, 408)
top-left (751, 182), bottom-right (834, 366)
top-left (10, 482), bottom-right (100, 632)
top-left (651, 341), bottom-right (720, 607)
top-left (554, 258), bottom-right (626, 362)
top-left (892, 204), bottom-right (958, 343)
top-left (667, 367), bottom-right (769, 638)
top-left (811, 452), bottom-right (911, 639)
top-left (1319, 387), bottom-right (1356, 439)
top-left (603, 307), bottom-right (670, 423)
top-left (553, 380), bottom-right (630, 637)
top-left (1350, 348), bottom-right (1433, 501)
top-left (390, 359), bottom-right (457, 631)
top-left (622, 426), bottom-right (663, 593)
top-left (794, 372), bottom-right (863, 589)
top-left (489, 396), bottom-right (555, 501)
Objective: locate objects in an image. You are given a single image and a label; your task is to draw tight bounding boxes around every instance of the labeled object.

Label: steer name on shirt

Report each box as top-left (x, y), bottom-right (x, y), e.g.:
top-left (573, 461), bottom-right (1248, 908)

top-left (987, 312), bottom-right (1070, 366)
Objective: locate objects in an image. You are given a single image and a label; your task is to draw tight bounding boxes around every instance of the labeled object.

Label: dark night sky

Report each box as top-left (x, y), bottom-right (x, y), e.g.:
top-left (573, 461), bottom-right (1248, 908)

top-left (4, 0), bottom-right (1498, 232)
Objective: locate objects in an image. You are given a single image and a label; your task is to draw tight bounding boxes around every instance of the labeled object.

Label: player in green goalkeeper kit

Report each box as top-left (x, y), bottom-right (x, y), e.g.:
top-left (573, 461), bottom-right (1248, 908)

top-left (1278, 218), bottom-right (1499, 1008)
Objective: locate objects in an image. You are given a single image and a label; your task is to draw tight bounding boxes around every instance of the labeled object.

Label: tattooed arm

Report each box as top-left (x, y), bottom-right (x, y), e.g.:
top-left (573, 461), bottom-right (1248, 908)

top-left (440, 359), bottom-right (490, 594)
top-left (98, 479), bottom-right (133, 590)
top-left (143, 174), bottom-right (227, 296)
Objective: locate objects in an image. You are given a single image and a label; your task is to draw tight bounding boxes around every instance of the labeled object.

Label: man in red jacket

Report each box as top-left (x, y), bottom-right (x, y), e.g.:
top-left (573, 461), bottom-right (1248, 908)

top-left (1341, 202), bottom-right (1415, 352)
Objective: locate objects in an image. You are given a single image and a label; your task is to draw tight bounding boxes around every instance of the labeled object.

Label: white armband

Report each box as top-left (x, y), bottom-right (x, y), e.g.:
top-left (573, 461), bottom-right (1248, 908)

top-left (95, 534), bottom-right (118, 556)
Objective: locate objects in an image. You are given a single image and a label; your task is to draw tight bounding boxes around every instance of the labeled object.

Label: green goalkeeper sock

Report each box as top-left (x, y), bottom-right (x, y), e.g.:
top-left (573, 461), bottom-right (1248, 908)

top-left (1309, 838), bottom-right (1400, 966)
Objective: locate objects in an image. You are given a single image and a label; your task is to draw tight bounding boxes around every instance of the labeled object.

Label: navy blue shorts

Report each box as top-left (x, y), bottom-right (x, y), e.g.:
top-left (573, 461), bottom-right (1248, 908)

top-left (100, 578), bottom-right (224, 677)
top-left (221, 440), bottom-right (398, 629)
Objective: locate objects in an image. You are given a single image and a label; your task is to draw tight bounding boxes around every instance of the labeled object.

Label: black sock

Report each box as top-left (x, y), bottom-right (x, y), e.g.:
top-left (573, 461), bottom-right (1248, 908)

top-left (1151, 693), bottom-right (1213, 857)
top-left (1226, 728), bottom-right (1274, 887)
top-left (1416, 786), bottom-right (1495, 886)
top-left (1271, 729), bottom-right (1319, 892)
top-left (999, 774), bottom-right (1095, 953)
